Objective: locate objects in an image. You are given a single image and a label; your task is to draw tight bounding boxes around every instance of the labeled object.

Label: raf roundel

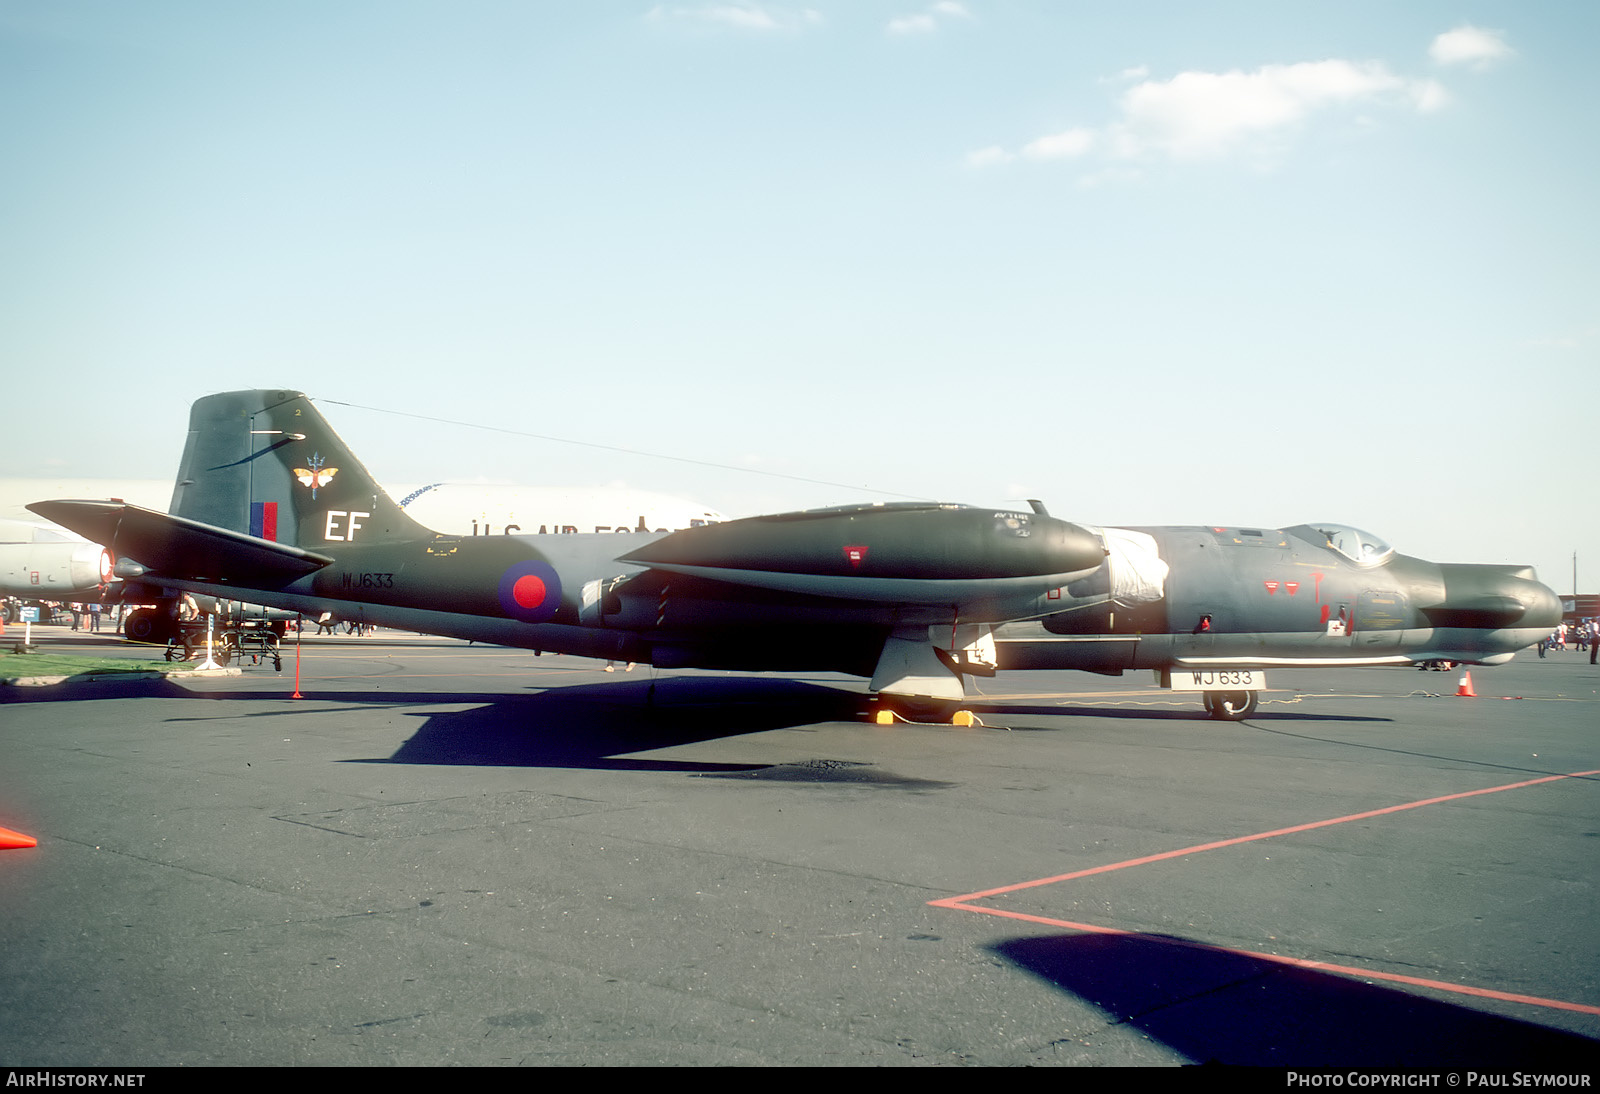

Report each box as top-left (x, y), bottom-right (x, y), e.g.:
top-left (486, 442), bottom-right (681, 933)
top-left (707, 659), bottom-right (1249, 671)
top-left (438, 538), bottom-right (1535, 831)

top-left (496, 560), bottom-right (562, 624)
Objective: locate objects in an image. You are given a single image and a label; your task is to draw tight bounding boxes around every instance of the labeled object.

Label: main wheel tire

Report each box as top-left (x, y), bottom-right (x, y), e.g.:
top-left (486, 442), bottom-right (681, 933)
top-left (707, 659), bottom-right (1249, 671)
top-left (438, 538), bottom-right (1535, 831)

top-left (124, 609), bottom-right (165, 644)
top-left (1205, 690), bottom-right (1258, 720)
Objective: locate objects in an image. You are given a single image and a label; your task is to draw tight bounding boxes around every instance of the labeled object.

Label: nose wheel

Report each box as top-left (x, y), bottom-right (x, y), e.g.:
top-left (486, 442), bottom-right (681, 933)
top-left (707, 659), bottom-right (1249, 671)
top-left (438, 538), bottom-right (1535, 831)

top-left (1204, 691), bottom-right (1258, 720)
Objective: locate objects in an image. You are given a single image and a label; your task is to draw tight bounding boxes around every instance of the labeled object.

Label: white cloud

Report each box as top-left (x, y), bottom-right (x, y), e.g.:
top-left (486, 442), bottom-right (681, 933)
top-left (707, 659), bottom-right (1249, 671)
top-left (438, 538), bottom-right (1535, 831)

top-left (1430, 25), bottom-right (1512, 68)
top-left (1022, 128), bottom-right (1095, 160)
top-left (887, 2), bottom-right (970, 36)
top-left (647, 4), bottom-right (822, 32)
top-left (965, 145), bottom-right (1014, 168)
top-left (976, 36), bottom-right (1501, 176)
top-left (887, 13), bottom-right (935, 35)
top-left (1112, 60), bottom-right (1407, 159)
top-left (1102, 65), bottom-right (1149, 83)
top-left (1412, 79), bottom-right (1450, 113)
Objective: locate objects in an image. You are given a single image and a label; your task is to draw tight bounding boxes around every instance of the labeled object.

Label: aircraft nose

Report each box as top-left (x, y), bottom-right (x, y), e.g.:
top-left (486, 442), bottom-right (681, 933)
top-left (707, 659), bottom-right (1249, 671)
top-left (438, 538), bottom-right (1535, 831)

top-left (1520, 577), bottom-right (1563, 630)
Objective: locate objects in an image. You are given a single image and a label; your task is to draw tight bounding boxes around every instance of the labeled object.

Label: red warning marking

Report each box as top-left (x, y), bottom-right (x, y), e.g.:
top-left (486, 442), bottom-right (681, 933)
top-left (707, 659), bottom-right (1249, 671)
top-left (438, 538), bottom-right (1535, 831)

top-left (1285, 581), bottom-right (1299, 596)
top-left (843, 545), bottom-right (869, 569)
top-left (511, 574), bottom-right (547, 609)
top-left (1264, 580), bottom-right (1279, 595)
top-left (930, 768), bottom-right (1600, 1017)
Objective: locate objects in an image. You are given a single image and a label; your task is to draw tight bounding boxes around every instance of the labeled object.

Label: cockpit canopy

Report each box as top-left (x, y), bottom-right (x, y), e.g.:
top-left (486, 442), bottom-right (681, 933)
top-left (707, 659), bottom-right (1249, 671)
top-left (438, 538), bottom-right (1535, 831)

top-left (1290, 523), bottom-right (1394, 566)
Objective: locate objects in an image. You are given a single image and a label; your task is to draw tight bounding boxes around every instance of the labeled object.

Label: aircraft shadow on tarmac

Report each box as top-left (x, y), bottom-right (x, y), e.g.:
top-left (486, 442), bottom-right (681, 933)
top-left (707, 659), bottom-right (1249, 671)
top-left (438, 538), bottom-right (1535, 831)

top-left (5, 674), bottom-right (1391, 777)
top-left (367, 677), bottom-right (873, 773)
top-left (994, 933), bottom-right (1600, 1068)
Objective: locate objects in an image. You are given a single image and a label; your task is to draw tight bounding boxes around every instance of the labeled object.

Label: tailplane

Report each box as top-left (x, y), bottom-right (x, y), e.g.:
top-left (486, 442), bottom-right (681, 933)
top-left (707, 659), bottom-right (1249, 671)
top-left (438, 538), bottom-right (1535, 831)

top-left (169, 390), bottom-right (429, 549)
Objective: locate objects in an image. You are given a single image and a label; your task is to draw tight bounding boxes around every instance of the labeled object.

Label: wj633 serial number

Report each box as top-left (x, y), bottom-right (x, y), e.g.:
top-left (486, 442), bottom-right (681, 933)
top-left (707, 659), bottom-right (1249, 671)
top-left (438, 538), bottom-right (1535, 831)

top-left (341, 572), bottom-right (395, 589)
top-left (1169, 669), bottom-right (1266, 691)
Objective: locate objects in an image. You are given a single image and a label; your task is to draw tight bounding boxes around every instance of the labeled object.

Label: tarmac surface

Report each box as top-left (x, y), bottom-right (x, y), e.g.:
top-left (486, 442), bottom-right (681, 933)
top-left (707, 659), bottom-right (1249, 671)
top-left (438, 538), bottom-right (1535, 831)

top-left (1, 625), bottom-right (1597, 1067)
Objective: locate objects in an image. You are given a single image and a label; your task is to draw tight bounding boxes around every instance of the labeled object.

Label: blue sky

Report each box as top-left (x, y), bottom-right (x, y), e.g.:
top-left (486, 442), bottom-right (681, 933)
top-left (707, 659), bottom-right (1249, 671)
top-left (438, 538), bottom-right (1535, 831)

top-left (2, 2), bottom-right (1594, 590)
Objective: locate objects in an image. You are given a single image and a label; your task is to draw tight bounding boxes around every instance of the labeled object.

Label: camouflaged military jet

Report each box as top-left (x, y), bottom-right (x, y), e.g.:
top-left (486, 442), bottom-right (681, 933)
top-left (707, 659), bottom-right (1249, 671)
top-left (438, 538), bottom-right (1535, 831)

top-left (31, 390), bottom-right (1560, 720)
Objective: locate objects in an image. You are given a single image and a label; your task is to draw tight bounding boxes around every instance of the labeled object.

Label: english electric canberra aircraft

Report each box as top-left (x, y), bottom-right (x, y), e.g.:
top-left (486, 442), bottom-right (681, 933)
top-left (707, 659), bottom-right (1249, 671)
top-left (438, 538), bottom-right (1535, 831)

top-left (31, 390), bottom-right (1560, 719)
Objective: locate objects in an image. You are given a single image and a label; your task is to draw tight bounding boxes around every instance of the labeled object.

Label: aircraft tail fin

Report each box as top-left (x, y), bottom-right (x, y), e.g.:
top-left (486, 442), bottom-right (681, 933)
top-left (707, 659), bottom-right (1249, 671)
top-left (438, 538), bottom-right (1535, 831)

top-left (169, 390), bottom-right (430, 549)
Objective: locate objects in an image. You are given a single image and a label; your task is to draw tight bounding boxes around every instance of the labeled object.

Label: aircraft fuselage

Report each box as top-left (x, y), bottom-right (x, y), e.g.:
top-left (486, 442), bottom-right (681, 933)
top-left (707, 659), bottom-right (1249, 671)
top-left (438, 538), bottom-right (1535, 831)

top-left (999, 523), bottom-right (1559, 673)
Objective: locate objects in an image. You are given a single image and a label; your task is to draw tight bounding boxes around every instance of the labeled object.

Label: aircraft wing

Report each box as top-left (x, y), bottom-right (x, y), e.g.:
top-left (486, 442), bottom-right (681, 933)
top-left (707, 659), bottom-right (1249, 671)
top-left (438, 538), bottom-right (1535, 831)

top-left (28, 500), bottom-right (333, 586)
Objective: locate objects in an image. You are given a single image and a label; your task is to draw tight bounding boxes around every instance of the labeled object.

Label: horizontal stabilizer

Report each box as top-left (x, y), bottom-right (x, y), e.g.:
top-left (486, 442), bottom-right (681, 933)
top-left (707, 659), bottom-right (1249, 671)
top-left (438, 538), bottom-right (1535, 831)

top-left (28, 500), bottom-right (332, 586)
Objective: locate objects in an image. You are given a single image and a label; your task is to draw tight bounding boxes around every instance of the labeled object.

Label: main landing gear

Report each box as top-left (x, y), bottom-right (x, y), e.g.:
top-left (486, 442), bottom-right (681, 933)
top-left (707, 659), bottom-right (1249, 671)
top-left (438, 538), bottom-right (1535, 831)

top-left (1203, 691), bottom-right (1258, 720)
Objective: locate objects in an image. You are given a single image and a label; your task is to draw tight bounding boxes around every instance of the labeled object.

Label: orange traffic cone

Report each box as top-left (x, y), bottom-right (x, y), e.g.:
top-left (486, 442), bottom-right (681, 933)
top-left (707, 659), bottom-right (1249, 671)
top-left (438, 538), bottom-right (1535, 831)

top-left (1456, 671), bottom-right (1477, 697)
top-left (0, 826), bottom-right (37, 849)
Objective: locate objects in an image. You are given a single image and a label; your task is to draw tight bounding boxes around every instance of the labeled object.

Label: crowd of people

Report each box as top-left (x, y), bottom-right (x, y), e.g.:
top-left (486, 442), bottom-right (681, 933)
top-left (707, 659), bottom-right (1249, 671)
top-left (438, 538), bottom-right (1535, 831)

top-left (2, 598), bottom-right (372, 638)
top-left (1537, 619), bottom-right (1600, 664)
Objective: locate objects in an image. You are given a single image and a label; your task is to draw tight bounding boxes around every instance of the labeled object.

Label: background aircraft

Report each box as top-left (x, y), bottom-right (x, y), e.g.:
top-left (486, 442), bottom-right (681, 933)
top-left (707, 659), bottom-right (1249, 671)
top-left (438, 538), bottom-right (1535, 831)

top-left (31, 390), bottom-right (1561, 719)
top-left (392, 482), bottom-right (726, 537)
top-left (0, 518), bottom-right (113, 619)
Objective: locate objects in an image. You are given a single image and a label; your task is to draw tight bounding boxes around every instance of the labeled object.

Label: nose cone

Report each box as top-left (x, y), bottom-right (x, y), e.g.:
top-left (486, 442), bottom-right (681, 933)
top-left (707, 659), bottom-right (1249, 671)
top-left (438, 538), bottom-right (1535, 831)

top-left (1520, 576), bottom-right (1564, 630)
top-left (1043, 518), bottom-right (1110, 578)
top-left (1425, 565), bottom-right (1563, 630)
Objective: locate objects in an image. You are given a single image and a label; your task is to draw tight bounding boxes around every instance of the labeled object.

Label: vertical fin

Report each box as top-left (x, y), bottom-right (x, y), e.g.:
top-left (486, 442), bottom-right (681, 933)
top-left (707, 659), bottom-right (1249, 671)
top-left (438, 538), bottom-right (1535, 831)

top-left (168, 390), bottom-right (429, 549)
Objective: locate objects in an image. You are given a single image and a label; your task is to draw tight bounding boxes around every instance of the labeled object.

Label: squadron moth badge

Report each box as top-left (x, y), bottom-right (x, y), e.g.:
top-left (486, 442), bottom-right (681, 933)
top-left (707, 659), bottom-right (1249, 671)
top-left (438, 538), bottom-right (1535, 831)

top-left (294, 454), bottom-right (338, 498)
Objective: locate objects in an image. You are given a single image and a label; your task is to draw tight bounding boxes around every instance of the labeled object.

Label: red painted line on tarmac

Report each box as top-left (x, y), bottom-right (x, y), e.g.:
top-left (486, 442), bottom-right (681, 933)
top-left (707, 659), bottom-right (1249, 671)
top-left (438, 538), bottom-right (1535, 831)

top-left (931, 767), bottom-right (1600, 1016)
top-left (929, 901), bottom-right (1600, 1016)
